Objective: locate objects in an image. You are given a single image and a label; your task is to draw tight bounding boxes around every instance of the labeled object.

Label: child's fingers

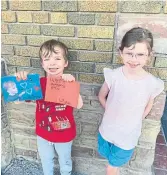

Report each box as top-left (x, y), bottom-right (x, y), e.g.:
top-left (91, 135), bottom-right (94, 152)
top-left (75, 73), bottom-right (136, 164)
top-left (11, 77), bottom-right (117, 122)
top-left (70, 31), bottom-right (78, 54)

top-left (16, 71), bottom-right (28, 80)
top-left (22, 71), bottom-right (28, 80)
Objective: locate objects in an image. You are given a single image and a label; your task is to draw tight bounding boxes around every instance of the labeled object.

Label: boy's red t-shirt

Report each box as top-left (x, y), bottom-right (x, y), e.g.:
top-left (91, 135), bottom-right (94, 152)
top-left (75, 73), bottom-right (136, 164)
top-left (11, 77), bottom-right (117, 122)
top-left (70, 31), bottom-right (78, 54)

top-left (35, 77), bottom-right (76, 142)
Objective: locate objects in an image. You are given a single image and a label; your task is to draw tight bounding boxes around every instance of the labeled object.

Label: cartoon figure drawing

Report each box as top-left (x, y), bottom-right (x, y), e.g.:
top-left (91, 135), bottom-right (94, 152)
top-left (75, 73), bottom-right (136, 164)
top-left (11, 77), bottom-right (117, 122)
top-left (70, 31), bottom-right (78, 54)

top-left (3, 81), bottom-right (18, 96)
top-left (3, 81), bottom-right (25, 101)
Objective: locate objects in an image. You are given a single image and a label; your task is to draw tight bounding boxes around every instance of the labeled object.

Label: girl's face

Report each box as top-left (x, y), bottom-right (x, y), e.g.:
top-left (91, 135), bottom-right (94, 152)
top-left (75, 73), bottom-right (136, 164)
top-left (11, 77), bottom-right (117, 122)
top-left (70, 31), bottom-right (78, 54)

top-left (120, 42), bottom-right (151, 71)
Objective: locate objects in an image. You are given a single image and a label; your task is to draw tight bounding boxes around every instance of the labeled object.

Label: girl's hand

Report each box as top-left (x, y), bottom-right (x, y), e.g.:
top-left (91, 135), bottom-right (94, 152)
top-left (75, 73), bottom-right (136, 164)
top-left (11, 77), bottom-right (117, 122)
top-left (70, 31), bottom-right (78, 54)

top-left (62, 74), bottom-right (75, 82)
top-left (15, 71), bottom-right (28, 81)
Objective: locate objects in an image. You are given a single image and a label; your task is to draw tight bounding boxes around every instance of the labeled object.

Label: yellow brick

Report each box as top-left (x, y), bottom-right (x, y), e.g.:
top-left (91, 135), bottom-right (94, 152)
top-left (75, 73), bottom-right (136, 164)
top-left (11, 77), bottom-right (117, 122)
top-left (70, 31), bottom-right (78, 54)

top-left (27, 36), bottom-right (56, 46)
top-left (10, 0), bottom-right (41, 10)
top-left (50, 12), bottom-right (67, 24)
top-left (96, 13), bottom-right (115, 26)
top-left (2, 34), bottom-right (26, 45)
top-left (164, 2), bottom-right (167, 13)
top-left (78, 26), bottom-right (114, 39)
top-left (2, 1), bottom-right (8, 10)
top-left (1, 23), bottom-right (9, 34)
top-left (32, 12), bottom-right (49, 24)
top-left (164, 81), bottom-right (167, 91)
top-left (78, 1), bottom-right (117, 12)
top-left (2, 11), bottom-right (16, 22)
top-left (79, 73), bottom-right (104, 84)
top-left (17, 11), bottom-right (32, 23)
top-left (155, 57), bottom-right (167, 68)
top-left (15, 46), bottom-right (39, 57)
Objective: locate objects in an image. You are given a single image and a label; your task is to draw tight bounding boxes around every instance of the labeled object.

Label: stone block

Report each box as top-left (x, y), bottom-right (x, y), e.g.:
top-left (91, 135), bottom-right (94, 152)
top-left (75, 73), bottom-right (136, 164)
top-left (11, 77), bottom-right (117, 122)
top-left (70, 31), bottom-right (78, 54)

top-left (78, 51), bottom-right (112, 62)
top-left (8, 110), bottom-right (35, 127)
top-left (68, 13), bottom-right (95, 25)
top-left (129, 146), bottom-right (155, 171)
top-left (32, 12), bottom-right (49, 24)
top-left (72, 146), bottom-right (93, 158)
top-left (2, 11), bottom-right (16, 22)
top-left (1, 23), bottom-right (9, 33)
top-left (50, 12), bottom-right (67, 24)
top-left (43, 1), bottom-right (77, 11)
top-left (73, 157), bottom-right (107, 175)
top-left (10, 0), bottom-right (41, 10)
top-left (59, 38), bottom-right (93, 50)
top-left (1, 45), bottom-right (14, 55)
top-left (15, 46), bottom-right (39, 57)
top-left (81, 122), bottom-right (98, 137)
top-left (17, 11), bottom-right (32, 23)
top-left (96, 13), bottom-right (115, 26)
top-left (12, 125), bottom-right (35, 137)
top-left (67, 61), bottom-right (94, 73)
top-left (76, 110), bottom-right (102, 124)
top-left (41, 25), bottom-right (74, 37)
top-left (78, 26), bottom-right (114, 39)
top-left (138, 119), bottom-right (161, 149)
top-left (68, 51), bottom-right (78, 61)
top-left (164, 2), bottom-right (167, 13)
top-left (78, 1), bottom-right (117, 12)
top-left (5, 55), bottom-right (30, 67)
top-left (15, 147), bottom-right (37, 159)
top-left (2, 34), bottom-right (26, 45)
top-left (31, 58), bottom-right (41, 68)
top-left (95, 40), bottom-right (113, 51)
top-left (10, 24), bottom-right (40, 35)
top-left (120, 1), bottom-right (162, 13)
top-left (27, 36), bottom-right (55, 46)
top-left (95, 63), bottom-right (118, 73)
top-left (155, 57), bottom-right (167, 68)
top-left (79, 73), bottom-right (104, 84)
top-left (1, 1), bottom-right (8, 10)
top-left (17, 67), bottom-right (45, 77)
top-left (14, 134), bottom-right (30, 148)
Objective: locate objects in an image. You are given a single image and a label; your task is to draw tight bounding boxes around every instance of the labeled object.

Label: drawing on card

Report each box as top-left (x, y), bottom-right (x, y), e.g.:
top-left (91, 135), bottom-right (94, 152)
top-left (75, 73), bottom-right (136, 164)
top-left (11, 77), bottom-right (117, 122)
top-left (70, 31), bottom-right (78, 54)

top-left (1, 74), bottom-right (43, 103)
top-left (45, 77), bottom-right (80, 108)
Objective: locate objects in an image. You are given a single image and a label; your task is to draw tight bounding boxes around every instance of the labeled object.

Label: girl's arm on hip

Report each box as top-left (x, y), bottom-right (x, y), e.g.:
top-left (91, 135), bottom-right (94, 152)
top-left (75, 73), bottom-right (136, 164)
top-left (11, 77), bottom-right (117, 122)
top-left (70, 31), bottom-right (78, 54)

top-left (98, 82), bottom-right (110, 109)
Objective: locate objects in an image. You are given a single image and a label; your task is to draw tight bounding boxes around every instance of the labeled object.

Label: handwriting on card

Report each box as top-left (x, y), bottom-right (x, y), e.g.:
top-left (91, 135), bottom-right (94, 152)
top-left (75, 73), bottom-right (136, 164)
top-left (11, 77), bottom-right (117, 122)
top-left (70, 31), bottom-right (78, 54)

top-left (45, 77), bottom-right (80, 108)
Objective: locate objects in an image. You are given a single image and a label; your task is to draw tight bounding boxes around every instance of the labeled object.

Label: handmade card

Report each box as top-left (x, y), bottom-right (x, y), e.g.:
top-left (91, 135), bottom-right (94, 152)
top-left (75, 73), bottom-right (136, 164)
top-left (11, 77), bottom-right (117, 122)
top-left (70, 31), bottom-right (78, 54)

top-left (45, 77), bottom-right (80, 108)
top-left (1, 74), bottom-right (43, 103)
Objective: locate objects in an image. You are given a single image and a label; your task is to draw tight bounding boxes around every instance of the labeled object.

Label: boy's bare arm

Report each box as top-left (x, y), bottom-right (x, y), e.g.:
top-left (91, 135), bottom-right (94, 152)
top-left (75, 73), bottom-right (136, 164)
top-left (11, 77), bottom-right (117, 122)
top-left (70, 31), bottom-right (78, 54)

top-left (142, 98), bottom-right (154, 119)
top-left (98, 82), bottom-right (109, 109)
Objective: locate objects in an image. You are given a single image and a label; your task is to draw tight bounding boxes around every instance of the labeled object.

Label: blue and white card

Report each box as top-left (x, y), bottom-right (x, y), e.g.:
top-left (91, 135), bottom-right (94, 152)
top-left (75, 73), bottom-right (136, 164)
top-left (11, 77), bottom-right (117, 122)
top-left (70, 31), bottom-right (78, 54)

top-left (1, 74), bottom-right (43, 103)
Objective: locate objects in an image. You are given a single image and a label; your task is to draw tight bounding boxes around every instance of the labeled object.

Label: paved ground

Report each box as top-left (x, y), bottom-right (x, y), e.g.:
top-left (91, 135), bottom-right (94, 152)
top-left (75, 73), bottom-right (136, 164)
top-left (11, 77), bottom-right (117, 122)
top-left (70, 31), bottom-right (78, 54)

top-left (2, 157), bottom-right (85, 175)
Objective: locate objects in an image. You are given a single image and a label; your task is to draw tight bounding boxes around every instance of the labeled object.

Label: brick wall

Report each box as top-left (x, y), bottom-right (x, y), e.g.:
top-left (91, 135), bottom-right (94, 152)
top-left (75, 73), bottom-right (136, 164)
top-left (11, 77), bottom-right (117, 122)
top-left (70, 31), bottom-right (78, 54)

top-left (1, 0), bottom-right (167, 174)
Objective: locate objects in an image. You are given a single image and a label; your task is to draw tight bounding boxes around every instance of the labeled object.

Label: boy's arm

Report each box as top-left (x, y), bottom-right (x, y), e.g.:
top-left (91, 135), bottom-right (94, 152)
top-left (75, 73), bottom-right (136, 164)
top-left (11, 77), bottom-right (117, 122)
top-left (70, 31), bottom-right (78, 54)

top-left (77, 94), bottom-right (83, 109)
top-left (142, 98), bottom-right (154, 119)
top-left (98, 82), bottom-right (109, 109)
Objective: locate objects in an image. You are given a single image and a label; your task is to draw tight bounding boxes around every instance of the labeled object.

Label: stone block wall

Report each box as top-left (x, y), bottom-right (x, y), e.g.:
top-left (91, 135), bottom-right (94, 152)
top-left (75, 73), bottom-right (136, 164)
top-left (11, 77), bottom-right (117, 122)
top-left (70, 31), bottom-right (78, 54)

top-left (1, 0), bottom-right (167, 174)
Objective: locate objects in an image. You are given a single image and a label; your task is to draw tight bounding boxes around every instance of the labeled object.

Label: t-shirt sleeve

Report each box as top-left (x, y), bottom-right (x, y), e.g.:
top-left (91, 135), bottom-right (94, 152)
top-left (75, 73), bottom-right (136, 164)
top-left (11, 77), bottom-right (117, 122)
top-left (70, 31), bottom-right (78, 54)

top-left (103, 68), bottom-right (113, 89)
top-left (150, 78), bottom-right (164, 99)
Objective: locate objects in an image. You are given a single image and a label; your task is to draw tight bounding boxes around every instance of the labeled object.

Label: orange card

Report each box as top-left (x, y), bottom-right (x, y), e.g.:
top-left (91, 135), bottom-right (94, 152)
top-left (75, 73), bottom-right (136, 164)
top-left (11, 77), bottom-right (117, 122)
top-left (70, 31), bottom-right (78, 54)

top-left (45, 77), bottom-right (80, 108)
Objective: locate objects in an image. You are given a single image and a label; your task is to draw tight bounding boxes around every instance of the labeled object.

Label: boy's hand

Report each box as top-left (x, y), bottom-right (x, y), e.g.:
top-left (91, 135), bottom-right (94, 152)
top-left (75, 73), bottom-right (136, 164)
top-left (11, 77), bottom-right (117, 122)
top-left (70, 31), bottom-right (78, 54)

top-left (15, 71), bottom-right (28, 81)
top-left (62, 74), bottom-right (75, 82)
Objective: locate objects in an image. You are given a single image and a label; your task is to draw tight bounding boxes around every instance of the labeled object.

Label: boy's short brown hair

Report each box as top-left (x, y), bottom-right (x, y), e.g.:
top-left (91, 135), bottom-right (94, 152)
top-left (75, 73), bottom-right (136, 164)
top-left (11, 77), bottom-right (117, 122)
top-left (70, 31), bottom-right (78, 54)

top-left (39, 39), bottom-right (68, 62)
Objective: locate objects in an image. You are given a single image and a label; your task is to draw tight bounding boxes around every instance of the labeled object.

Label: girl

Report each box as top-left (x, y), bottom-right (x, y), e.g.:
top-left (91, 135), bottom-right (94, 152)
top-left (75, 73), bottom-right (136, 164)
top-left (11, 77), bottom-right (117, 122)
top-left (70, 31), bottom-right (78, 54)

top-left (98, 27), bottom-right (164, 175)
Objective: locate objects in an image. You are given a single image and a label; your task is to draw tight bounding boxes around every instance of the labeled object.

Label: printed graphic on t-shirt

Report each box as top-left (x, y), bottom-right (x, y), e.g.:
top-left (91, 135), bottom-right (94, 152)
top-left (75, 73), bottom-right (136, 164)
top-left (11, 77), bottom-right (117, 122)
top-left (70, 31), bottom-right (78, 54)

top-left (38, 103), bottom-right (71, 132)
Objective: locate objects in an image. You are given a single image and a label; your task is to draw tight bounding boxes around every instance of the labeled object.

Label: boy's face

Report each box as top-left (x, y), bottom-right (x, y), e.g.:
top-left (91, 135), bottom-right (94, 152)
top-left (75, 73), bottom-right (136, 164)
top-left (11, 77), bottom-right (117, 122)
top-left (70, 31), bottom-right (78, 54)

top-left (120, 42), bottom-right (151, 71)
top-left (41, 46), bottom-right (68, 76)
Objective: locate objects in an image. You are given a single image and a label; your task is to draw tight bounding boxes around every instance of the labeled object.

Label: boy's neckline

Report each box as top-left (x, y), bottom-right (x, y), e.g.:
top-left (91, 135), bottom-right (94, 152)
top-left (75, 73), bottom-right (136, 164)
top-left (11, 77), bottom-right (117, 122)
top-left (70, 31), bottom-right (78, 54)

top-left (121, 66), bottom-right (151, 81)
